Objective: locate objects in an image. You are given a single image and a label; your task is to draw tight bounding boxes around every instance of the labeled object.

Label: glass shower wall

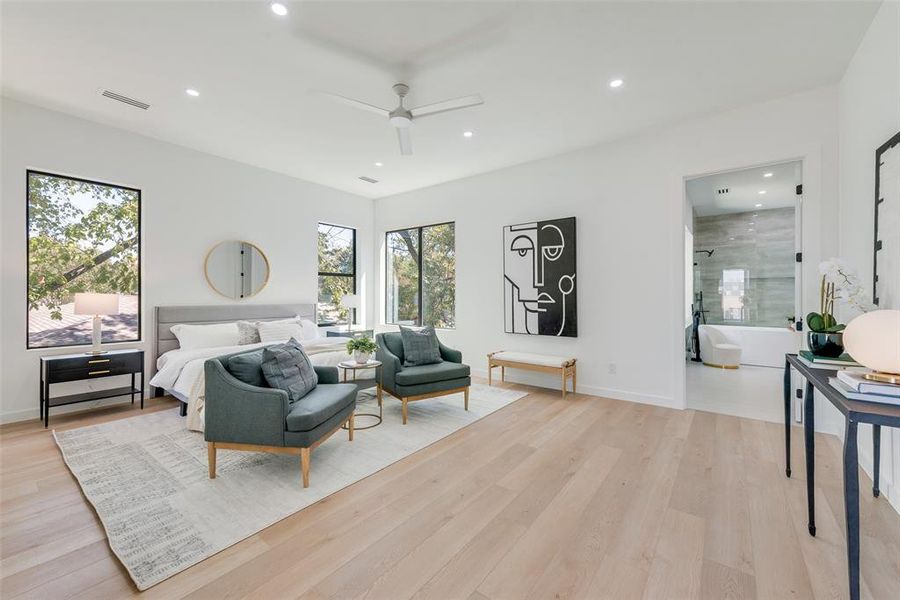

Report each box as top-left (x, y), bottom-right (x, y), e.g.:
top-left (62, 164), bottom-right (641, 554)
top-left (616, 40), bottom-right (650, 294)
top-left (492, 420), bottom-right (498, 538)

top-left (693, 206), bottom-right (796, 327)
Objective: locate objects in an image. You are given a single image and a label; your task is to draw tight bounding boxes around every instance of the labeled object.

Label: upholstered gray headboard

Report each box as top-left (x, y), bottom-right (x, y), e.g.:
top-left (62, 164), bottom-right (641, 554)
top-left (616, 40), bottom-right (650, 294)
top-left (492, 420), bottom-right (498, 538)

top-left (154, 303), bottom-right (316, 361)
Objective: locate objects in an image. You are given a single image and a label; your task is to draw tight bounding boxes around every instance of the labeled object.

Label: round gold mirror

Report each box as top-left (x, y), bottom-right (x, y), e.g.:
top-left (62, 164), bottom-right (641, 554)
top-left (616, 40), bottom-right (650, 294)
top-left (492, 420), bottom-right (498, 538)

top-left (204, 241), bottom-right (270, 299)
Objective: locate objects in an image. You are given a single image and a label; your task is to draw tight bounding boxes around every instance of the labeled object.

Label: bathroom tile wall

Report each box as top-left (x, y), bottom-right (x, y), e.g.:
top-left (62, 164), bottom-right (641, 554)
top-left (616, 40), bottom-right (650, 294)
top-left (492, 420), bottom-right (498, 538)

top-left (693, 207), bottom-right (796, 327)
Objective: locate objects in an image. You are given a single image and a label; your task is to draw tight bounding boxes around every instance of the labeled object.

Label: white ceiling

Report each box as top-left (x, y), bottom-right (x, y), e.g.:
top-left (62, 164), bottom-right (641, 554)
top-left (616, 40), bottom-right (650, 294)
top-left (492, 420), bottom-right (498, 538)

top-left (1, 1), bottom-right (879, 199)
top-left (687, 160), bottom-right (802, 217)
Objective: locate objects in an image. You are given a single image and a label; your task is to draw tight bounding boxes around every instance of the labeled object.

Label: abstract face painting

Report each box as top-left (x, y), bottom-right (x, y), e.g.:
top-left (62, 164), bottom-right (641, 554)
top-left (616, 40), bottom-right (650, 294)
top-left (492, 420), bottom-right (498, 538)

top-left (503, 217), bottom-right (577, 336)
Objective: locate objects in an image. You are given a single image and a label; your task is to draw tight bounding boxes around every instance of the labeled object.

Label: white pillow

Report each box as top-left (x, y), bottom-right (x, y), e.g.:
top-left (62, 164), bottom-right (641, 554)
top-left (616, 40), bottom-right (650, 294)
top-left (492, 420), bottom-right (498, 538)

top-left (257, 320), bottom-right (305, 343)
top-left (299, 319), bottom-right (319, 341)
top-left (170, 322), bottom-right (240, 350)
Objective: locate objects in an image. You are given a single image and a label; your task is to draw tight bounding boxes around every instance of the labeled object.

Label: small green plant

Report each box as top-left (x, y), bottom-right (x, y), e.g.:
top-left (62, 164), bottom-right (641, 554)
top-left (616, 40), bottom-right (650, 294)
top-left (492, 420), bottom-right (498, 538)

top-left (807, 274), bottom-right (844, 333)
top-left (346, 337), bottom-right (378, 354)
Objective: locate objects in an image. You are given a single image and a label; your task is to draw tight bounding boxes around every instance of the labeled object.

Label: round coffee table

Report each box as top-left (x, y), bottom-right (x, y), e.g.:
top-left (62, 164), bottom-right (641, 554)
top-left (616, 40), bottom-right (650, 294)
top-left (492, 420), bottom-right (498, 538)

top-left (338, 360), bottom-right (383, 430)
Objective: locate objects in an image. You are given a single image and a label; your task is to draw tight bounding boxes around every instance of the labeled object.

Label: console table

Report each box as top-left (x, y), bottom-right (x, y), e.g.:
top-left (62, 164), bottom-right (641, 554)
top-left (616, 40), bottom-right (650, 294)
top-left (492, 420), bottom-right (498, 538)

top-left (783, 354), bottom-right (899, 600)
top-left (40, 349), bottom-right (144, 428)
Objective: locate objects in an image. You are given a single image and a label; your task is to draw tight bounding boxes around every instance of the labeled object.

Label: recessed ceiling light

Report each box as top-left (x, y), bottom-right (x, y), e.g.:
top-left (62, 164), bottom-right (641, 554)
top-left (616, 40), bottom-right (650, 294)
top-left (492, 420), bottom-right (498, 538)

top-left (748, 228), bottom-right (754, 232)
top-left (609, 78), bottom-right (624, 89)
top-left (758, 190), bottom-right (767, 195)
top-left (463, 131), bottom-right (474, 138)
top-left (374, 162), bottom-right (383, 167)
top-left (270, 2), bottom-right (288, 16)
top-left (755, 203), bottom-right (763, 208)
top-left (763, 172), bottom-right (773, 178)
top-left (729, 237), bottom-right (735, 241)
top-left (185, 88), bottom-right (200, 97)
top-left (749, 222), bottom-right (755, 225)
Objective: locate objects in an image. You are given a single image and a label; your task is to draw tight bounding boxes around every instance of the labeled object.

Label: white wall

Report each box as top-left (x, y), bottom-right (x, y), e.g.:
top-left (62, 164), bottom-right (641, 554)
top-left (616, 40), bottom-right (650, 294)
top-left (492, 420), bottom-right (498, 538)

top-left (834, 1), bottom-right (900, 513)
top-left (375, 86), bottom-right (840, 410)
top-left (0, 98), bottom-right (374, 423)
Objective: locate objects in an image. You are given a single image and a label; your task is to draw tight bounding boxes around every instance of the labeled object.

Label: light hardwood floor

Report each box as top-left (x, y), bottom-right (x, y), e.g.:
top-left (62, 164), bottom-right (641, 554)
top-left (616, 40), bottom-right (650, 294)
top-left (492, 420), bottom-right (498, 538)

top-left (1, 383), bottom-right (899, 599)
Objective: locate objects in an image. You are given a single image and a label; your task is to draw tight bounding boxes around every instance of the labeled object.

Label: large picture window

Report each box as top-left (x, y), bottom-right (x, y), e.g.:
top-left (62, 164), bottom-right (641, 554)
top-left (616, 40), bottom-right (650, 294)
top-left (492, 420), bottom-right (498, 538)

top-left (386, 222), bottom-right (455, 328)
top-left (26, 171), bottom-right (141, 349)
top-left (317, 223), bottom-right (356, 324)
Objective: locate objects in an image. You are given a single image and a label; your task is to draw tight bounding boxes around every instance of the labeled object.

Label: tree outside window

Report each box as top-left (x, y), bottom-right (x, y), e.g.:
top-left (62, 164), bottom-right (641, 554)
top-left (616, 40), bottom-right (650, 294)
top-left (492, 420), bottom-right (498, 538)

top-left (27, 171), bottom-right (141, 349)
top-left (386, 222), bottom-right (455, 328)
top-left (318, 223), bottom-right (356, 324)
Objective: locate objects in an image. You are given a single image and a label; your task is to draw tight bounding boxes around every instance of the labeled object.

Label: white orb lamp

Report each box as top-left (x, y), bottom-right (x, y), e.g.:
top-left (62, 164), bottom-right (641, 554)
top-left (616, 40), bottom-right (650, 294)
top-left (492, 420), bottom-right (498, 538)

top-left (843, 309), bottom-right (900, 383)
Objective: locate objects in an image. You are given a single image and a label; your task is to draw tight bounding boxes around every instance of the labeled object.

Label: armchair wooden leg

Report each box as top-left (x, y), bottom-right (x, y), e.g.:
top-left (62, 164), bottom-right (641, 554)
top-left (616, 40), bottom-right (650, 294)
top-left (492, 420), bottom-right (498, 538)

top-left (488, 363), bottom-right (492, 386)
top-left (402, 398), bottom-right (408, 425)
top-left (207, 442), bottom-right (216, 479)
top-left (464, 386), bottom-right (469, 411)
top-left (348, 413), bottom-right (354, 441)
top-left (501, 366), bottom-right (506, 382)
top-left (300, 447), bottom-right (310, 488)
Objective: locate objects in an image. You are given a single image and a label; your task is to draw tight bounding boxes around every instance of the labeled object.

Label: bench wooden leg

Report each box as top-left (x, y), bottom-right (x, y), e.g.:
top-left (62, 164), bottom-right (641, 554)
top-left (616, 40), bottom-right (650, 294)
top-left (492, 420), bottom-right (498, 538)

top-left (402, 398), bottom-right (408, 425)
top-left (464, 387), bottom-right (469, 411)
top-left (572, 367), bottom-right (577, 394)
top-left (207, 442), bottom-right (216, 479)
top-left (501, 366), bottom-right (506, 382)
top-left (561, 369), bottom-right (567, 398)
top-left (488, 362), bottom-right (493, 386)
top-left (300, 447), bottom-right (310, 488)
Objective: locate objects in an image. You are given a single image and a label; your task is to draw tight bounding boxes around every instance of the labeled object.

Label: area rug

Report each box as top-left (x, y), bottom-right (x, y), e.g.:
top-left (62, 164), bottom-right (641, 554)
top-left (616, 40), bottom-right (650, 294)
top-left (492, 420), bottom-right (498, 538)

top-left (53, 384), bottom-right (525, 590)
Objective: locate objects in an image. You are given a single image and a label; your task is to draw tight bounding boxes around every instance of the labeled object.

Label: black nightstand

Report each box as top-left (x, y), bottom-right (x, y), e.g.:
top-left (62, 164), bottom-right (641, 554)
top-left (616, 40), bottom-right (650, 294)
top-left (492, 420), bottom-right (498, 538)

top-left (39, 349), bottom-right (144, 428)
top-left (326, 329), bottom-right (375, 339)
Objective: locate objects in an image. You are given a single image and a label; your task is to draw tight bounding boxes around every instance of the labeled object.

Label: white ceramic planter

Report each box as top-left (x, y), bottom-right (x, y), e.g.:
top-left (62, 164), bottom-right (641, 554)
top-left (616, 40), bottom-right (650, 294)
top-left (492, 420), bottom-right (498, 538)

top-left (353, 350), bottom-right (372, 364)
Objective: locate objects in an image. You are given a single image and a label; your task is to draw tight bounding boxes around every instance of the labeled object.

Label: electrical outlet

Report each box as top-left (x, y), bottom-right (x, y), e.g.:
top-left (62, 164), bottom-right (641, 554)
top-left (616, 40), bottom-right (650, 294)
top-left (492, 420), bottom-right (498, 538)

top-left (608, 362), bottom-right (617, 375)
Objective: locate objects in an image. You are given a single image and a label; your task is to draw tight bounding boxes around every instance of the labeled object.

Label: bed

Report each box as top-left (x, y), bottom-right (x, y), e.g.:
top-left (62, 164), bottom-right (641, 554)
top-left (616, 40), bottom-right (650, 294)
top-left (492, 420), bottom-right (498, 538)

top-left (149, 304), bottom-right (367, 431)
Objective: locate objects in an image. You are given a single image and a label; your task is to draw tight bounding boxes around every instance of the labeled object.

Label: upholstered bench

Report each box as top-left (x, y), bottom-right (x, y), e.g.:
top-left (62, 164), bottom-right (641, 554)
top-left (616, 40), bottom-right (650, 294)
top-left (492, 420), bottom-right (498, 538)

top-left (487, 351), bottom-right (577, 398)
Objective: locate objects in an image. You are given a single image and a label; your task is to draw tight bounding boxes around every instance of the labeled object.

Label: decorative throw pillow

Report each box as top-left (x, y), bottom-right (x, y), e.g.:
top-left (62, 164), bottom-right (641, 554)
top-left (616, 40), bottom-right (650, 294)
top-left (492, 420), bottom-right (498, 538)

top-left (257, 320), bottom-right (305, 343)
top-left (237, 321), bottom-right (260, 345)
top-left (399, 325), bottom-right (442, 367)
top-left (261, 338), bottom-right (318, 401)
top-left (226, 349), bottom-right (266, 387)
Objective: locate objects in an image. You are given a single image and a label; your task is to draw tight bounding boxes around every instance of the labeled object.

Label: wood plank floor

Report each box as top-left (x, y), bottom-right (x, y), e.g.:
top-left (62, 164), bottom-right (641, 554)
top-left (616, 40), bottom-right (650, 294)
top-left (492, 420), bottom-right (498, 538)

top-left (2, 382), bottom-right (899, 599)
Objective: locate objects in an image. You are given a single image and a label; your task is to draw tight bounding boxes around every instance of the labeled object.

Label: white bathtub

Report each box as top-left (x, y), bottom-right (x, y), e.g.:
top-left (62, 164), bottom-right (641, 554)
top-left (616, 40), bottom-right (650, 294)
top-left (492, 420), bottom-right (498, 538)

top-left (702, 325), bottom-right (802, 368)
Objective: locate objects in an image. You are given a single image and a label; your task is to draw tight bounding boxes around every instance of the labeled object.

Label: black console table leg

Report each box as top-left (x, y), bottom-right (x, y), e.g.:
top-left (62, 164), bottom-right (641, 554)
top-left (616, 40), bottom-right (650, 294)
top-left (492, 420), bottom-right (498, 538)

top-left (872, 424), bottom-right (881, 498)
top-left (783, 357), bottom-right (792, 477)
top-left (803, 380), bottom-right (816, 536)
top-left (843, 418), bottom-right (860, 600)
top-left (180, 402), bottom-right (187, 417)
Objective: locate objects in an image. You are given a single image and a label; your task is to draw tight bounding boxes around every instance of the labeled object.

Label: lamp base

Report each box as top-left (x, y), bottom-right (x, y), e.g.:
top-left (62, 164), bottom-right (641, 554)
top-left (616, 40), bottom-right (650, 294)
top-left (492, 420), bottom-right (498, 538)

top-left (863, 371), bottom-right (900, 385)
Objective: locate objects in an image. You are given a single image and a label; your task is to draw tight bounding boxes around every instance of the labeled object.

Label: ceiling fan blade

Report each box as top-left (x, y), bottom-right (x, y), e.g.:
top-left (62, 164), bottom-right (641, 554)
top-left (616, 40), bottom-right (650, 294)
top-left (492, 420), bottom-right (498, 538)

top-left (410, 94), bottom-right (484, 119)
top-left (322, 92), bottom-right (390, 117)
top-left (397, 128), bottom-right (412, 155)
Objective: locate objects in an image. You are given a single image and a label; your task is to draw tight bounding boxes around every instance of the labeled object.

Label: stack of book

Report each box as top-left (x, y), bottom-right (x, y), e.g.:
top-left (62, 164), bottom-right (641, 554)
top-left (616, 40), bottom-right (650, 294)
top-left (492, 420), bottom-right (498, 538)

top-left (797, 350), bottom-right (862, 369)
top-left (830, 371), bottom-right (900, 406)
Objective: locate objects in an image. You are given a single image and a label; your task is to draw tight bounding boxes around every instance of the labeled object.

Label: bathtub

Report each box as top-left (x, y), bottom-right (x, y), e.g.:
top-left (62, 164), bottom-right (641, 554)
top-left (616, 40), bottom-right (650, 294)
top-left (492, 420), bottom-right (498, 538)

top-left (701, 325), bottom-right (802, 368)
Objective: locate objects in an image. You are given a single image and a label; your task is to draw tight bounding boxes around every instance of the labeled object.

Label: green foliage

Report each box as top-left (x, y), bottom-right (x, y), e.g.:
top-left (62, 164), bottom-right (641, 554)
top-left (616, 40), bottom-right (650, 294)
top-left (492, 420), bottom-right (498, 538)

top-left (806, 311), bottom-right (845, 333)
top-left (346, 337), bottom-right (378, 354)
top-left (317, 224), bottom-right (355, 323)
top-left (27, 173), bottom-right (138, 320)
top-left (387, 224), bottom-right (455, 328)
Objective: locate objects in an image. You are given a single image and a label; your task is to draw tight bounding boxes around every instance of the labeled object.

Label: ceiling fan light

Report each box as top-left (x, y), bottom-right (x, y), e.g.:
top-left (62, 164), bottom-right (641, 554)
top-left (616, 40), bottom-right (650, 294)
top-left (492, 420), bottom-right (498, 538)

top-left (390, 115), bottom-right (412, 128)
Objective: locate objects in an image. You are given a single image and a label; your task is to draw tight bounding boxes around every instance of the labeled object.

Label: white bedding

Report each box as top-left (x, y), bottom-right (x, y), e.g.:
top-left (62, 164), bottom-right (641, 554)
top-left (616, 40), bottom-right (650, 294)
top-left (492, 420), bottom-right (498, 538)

top-left (149, 337), bottom-right (372, 431)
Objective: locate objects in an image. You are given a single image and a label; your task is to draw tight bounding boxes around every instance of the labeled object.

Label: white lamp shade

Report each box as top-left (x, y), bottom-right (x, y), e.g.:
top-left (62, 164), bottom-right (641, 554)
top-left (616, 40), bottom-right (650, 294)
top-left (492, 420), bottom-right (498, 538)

top-left (340, 294), bottom-right (359, 309)
top-left (843, 309), bottom-right (900, 375)
top-left (73, 293), bottom-right (120, 316)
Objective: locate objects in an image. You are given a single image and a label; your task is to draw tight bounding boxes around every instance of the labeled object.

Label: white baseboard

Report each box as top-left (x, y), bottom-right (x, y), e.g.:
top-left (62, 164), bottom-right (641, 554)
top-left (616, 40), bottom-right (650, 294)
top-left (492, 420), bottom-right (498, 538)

top-left (469, 368), bottom-right (678, 410)
top-left (0, 390), bottom-right (152, 425)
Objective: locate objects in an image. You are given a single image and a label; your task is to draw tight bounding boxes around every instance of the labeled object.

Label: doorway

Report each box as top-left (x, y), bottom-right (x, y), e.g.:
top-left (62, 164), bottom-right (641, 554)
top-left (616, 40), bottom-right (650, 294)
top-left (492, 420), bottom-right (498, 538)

top-left (684, 160), bottom-right (803, 421)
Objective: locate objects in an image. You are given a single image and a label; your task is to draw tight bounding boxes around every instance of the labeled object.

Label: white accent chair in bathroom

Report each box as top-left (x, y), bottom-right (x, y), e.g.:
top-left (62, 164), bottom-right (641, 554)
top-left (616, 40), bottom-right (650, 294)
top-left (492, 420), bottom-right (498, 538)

top-left (698, 325), bottom-right (742, 368)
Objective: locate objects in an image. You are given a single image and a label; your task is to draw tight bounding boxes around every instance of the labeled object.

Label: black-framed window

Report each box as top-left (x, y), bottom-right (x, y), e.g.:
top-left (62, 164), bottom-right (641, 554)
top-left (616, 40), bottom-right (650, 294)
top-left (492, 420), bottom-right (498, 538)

top-left (318, 223), bottom-right (356, 324)
top-left (26, 170), bottom-right (141, 349)
top-left (386, 222), bottom-right (455, 328)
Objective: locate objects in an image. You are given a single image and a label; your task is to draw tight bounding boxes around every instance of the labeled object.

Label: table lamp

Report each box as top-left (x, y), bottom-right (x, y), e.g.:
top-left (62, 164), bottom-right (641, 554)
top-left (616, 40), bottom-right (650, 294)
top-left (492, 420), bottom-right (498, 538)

top-left (843, 309), bottom-right (900, 384)
top-left (74, 293), bottom-right (119, 354)
top-left (340, 293), bottom-right (359, 332)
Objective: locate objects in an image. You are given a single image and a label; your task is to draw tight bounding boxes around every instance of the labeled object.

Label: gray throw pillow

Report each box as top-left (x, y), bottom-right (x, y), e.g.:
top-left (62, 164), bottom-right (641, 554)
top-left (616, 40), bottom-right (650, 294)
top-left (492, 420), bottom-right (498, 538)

top-left (399, 325), bottom-right (442, 367)
top-left (226, 349), bottom-right (266, 387)
top-left (237, 321), bottom-right (260, 345)
top-left (261, 338), bottom-right (318, 401)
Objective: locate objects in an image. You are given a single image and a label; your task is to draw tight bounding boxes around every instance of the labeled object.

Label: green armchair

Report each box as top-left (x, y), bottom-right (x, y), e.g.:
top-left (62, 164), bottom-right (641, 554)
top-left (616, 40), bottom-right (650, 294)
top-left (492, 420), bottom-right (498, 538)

top-left (204, 349), bottom-right (358, 487)
top-left (376, 332), bottom-right (471, 424)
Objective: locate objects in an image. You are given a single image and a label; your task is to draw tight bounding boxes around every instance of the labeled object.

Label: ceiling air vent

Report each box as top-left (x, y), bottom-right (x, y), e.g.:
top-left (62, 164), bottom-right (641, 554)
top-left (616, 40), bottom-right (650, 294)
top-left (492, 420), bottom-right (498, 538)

top-left (98, 88), bottom-right (150, 110)
top-left (358, 176), bottom-right (379, 184)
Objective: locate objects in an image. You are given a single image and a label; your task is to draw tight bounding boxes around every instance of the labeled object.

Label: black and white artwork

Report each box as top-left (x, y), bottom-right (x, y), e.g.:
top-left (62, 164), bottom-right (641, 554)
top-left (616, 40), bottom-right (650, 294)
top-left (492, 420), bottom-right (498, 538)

top-left (875, 131), bottom-right (900, 309)
top-left (503, 217), bottom-right (577, 337)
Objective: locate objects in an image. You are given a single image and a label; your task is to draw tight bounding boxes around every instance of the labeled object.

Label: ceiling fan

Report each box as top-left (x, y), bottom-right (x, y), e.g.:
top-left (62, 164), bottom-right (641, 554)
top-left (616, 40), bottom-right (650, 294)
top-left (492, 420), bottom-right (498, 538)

top-left (325, 83), bottom-right (483, 156)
